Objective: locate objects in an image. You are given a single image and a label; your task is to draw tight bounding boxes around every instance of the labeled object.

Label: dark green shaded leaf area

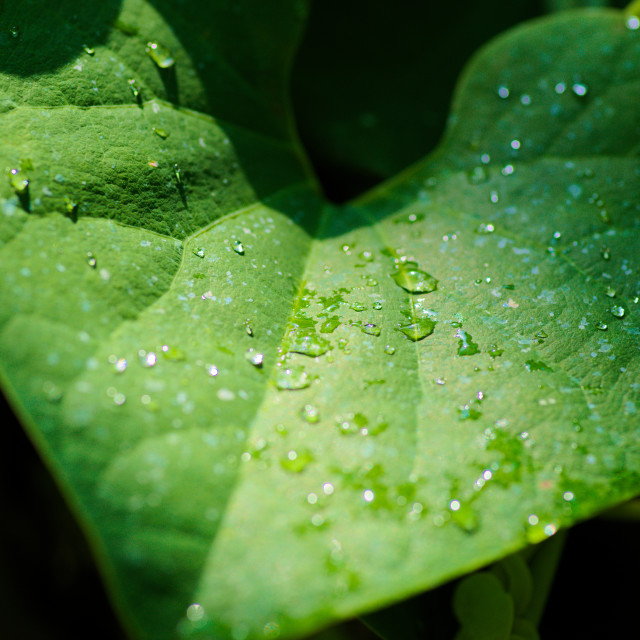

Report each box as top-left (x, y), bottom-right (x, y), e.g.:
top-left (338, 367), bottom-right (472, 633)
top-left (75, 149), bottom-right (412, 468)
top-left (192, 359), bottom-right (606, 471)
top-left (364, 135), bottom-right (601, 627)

top-left (1, 2), bottom-right (639, 640)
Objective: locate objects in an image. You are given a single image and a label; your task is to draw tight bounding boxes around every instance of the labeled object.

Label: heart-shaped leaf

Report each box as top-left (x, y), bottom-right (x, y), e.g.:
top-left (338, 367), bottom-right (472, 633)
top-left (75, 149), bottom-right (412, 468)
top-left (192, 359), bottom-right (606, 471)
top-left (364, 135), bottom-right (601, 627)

top-left (1, 3), bottom-right (639, 640)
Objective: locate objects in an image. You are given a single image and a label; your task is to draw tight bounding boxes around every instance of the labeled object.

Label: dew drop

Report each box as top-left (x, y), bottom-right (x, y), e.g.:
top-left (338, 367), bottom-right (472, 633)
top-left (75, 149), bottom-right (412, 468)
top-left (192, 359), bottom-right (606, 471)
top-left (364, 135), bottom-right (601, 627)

top-left (245, 348), bottom-right (264, 367)
top-left (280, 449), bottom-right (313, 473)
top-left (497, 85), bottom-right (510, 99)
top-left (525, 359), bottom-right (553, 373)
top-left (456, 329), bottom-right (479, 356)
top-left (350, 302), bottom-right (366, 312)
top-left (399, 318), bottom-right (436, 342)
top-left (161, 345), bottom-right (186, 361)
top-left (10, 26), bottom-right (19, 38)
top-left (475, 222), bottom-right (495, 234)
top-left (192, 247), bottom-right (205, 258)
top-left (489, 190), bottom-right (499, 204)
top-left (86, 251), bottom-right (97, 268)
top-left (83, 44), bottom-right (95, 56)
top-left (361, 323), bottom-right (381, 337)
top-left (596, 321), bottom-right (608, 331)
top-left (572, 83), bottom-right (588, 97)
top-left (233, 240), bottom-right (245, 255)
top-left (8, 168), bottom-right (29, 195)
top-left (153, 127), bottom-right (169, 139)
top-left (449, 499), bottom-right (479, 533)
top-left (627, 15), bottom-right (640, 30)
top-left (467, 166), bottom-right (488, 184)
top-left (600, 246), bottom-right (611, 260)
top-left (604, 286), bottom-right (616, 298)
top-left (146, 41), bottom-right (175, 68)
top-left (363, 489), bottom-right (375, 503)
top-left (535, 330), bottom-right (548, 342)
top-left (128, 78), bottom-right (140, 99)
top-left (610, 305), bottom-right (625, 318)
top-left (359, 250), bottom-right (374, 262)
top-left (373, 301), bottom-right (383, 310)
top-left (289, 333), bottom-right (331, 357)
top-left (173, 163), bottom-right (182, 184)
top-left (275, 364), bottom-right (310, 390)
top-left (141, 351), bottom-right (157, 367)
top-left (390, 262), bottom-right (438, 294)
top-left (487, 344), bottom-right (504, 358)
top-left (301, 404), bottom-right (320, 423)
top-left (384, 344), bottom-right (395, 355)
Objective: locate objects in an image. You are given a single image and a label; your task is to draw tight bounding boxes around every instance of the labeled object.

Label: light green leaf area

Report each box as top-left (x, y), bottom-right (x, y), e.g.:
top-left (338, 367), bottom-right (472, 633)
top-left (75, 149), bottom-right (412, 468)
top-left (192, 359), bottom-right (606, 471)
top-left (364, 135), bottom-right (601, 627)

top-left (1, 4), bottom-right (639, 640)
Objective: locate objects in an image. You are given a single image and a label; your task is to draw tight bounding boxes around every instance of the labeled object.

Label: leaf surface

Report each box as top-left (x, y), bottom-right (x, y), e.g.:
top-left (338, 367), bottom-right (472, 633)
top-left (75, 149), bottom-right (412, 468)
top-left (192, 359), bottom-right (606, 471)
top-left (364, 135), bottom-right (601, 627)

top-left (1, 4), bottom-right (639, 640)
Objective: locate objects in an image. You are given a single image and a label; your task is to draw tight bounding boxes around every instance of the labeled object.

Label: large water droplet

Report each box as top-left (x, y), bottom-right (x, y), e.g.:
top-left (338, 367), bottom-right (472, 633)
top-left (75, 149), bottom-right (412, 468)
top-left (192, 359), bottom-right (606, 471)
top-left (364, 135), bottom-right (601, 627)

top-left (275, 364), bottom-right (310, 390)
top-left (610, 305), bottom-right (625, 318)
top-left (400, 318), bottom-right (436, 342)
top-left (350, 302), bottom-right (366, 312)
top-left (233, 240), bottom-right (245, 255)
top-left (456, 329), bottom-right (479, 356)
top-left (146, 41), bottom-right (175, 68)
top-left (289, 333), bottom-right (331, 357)
top-left (361, 323), bottom-right (381, 337)
top-left (391, 262), bottom-right (438, 294)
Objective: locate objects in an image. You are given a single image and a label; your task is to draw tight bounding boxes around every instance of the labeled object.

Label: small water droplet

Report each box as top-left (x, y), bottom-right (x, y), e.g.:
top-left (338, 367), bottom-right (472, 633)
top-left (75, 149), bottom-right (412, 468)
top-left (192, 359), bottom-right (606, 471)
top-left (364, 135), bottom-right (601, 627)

top-left (384, 344), bottom-right (395, 355)
top-left (192, 247), bottom-right (205, 258)
top-left (128, 78), bottom-right (140, 99)
top-left (596, 321), bottom-right (608, 331)
top-left (233, 240), bottom-right (245, 255)
top-left (525, 359), bottom-right (553, 373)
top-left (245, 348), bottom-right (264, 367)
top-left (350, 302), bottom-right (366, 312)
top-left (83, 44), bottom-right (95, 56)
top-left (146, 41), bottom-right (175, 68)
top-left (43, 381), bottom-right (63, 403)
top-left (390, 262), bottom-right (438, 294)
top-left (86, 251), bottom-right (97, 268)
top-left (489, 190), bottom-right (499, 204)
top-left (207, 363), bottom-right (219, 377)
top-left (153, 127), bottom-right (169, 139)
top-left (280, 449), bottom-right (313, 473)
top-left (173, 163), bottom-right (182, 184)
top-left (449, 499), bottom-right (479, 533)
top-left (610, 305), bottom-right (625, 318)
top-left (372, 301), bottom-right (382, 311)
top-left (497, 85), bottom-right (510, 99)
top-left (275, 364), bottom-right (310, 390)
top-left (510, 139), bottom-right (521, 150)
top-left (358, 250), bottom-right (374, 262)
top-left (535, 330), bottom-right (548, 343)
top-left (572, 83), bottom-right (588, 97)
top-left (456, 329), bottom-right (479, 356)
top-left (10, 26), bottom-right (19, 38)
top-left (363, 489), bottom-right (375, 503)
top-left (487, 344), bottom-right (503, 358)
top-left (604, 286), bottom-right (616, 298)
top-left (161, 345), bottom-right (186, 361)
top-left (141, 351), bottom-right (157, 367)
top-left (475, 222), bottom-right (495, 234)
top-left (467, 166), bottom-right (488, 184)
top-left (301, 404), bottom-right (320, 423)
top-left (399, 318), bottom-right (436, 342)
top-left (8, 168), bottom-right (29, 195)
top-left (627, 14), bottom-right (640, 30)
top-left (600, 246), bottom-right (611, 260)
top-left (361, 323), bottom-right (381, 337)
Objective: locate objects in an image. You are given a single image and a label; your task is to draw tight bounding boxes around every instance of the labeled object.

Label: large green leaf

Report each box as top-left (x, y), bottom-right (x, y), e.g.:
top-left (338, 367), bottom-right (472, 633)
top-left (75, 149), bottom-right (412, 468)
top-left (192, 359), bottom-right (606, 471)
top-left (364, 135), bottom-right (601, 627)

top-left (1, 3), bottom-right (639, 640)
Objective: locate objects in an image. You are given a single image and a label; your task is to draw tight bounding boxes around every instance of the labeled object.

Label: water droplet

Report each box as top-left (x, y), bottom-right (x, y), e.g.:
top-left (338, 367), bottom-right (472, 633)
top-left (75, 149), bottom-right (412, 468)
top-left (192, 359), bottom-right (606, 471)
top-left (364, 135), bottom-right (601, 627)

top-left (161, 345), bottom-right (186, 361)
top-left (535, 330), bottom-right (548, 342)
top-left (245, 348), bottom-right (264, 367)
top-left (599, 209), bottom-right (612, 224)
top-left (207, 363), bottom-right (219, 377)
top-left (363, 489), bottom-right (375, 503)
top-left (301, 404), bottom-right (320, 423)
top-left (233, 240), bottom-right (245, 255)
top-left (572, 83), bottom-right (588, 97)
top-left (610, 305), bottom-right (625, 318)
top-left (86, 251), bottom-right (97, 268)
top-left (400, 318), bottom-right (436, 342)
top-left (192, 247), bottom-right (205, 258)
top-left (600, 246), bottom-right (611, 261)
top-left (146, 41), bottom-right (175, 68)
top-left (497, 85), bottom-right (510, 99)
top-left (596, 321), bottom-right (608, 331)
top-left (456, 329), bottom-right (479, 356)
top-left (128, 78), bottom-right (140, 99)
top-left (458, 404), bottom-right (482, 421)
top-left (320, 316), bottom-right (340, 333)
top-left (83, 44), bottom-right (95, 56)
top-left (8, 168), bottom-right (29, 195)
top-left (467, 166), bottom-right (488, 184)
top-left (390, 262), bottom-right (438, 294)
top-left (525, 359), bottom-right (553, 373)
top-left (358, 250), bottom-right (374, 262)
top-left (141, 351), bottom-right (157, 367)
top-left (43, 381), bottom-right (63, 403)
top-left (501, 164), bottom-right (515, 176)
top-left (373, 301), bottom-right (383, 310)
top-left (384, 344), bottom-right (395, 355)
top-left (350, 302), bottom-right (366, 312)
top-left (475, 222), bottom-right (495, 234)
top-left (173, 164), bottom-right (182, 184)
top-left (487, 344), bottom-right (503, 358)
top-left (186, 603), bottom-right (206, 623)
top-left (510, 139), bottom-right (521, 150)
top-left (275, 364), bottom-right (310, 390)
top-left (361, 323), bottom-right (381, 337)
top-left (627, 15), bottom-right (640, 30)
top-left (289, 333), bottom-right (331, 357)
top-left (604, 286), bottom-right (616, 298)
top-left (280, 449), bottom-right (313, 473)
top-left (449, 499), bottom-right (479, 533)
top-left (153, 127), bottom-right (169, 139)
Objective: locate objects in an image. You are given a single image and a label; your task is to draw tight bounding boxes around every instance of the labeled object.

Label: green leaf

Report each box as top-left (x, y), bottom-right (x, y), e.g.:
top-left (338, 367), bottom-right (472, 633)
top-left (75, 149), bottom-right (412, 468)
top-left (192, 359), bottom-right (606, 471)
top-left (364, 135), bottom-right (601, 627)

top-left (1, 3), bottom-right (640, 640)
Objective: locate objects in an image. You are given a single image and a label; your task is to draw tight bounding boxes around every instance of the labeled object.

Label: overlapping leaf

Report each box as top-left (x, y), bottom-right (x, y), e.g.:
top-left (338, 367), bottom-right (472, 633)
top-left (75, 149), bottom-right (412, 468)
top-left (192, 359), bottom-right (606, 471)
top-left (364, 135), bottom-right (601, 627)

top-left (0, 3), bottom-right (639, 640)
